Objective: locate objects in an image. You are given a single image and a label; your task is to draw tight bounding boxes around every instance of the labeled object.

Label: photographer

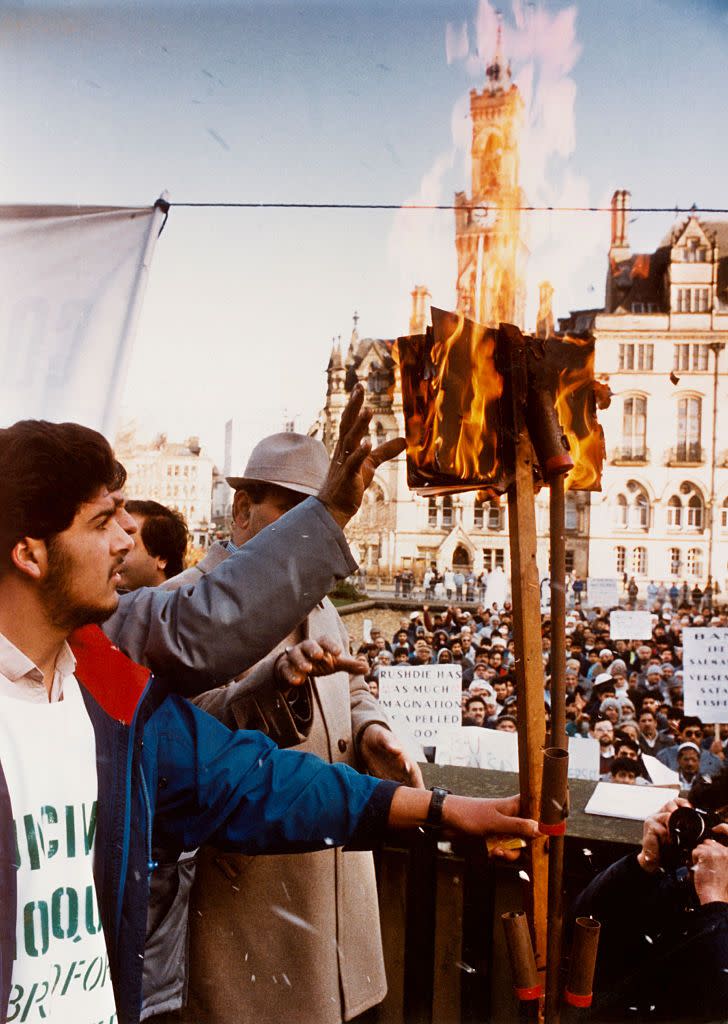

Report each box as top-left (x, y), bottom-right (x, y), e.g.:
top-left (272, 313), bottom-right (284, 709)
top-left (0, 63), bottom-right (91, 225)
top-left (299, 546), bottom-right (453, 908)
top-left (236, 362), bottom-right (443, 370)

top-left (572, 766), bottom-right (728, 1022)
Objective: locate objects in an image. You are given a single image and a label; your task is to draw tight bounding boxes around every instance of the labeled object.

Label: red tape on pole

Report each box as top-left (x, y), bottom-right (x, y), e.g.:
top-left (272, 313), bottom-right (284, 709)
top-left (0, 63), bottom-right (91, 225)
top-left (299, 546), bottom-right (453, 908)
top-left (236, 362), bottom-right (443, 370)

top-left (564, 990), bottom-right (593, 1008)
top-left (514, 984), bottom-right (543, 1001)
top-left (538, 821), bottom-right (567, 836)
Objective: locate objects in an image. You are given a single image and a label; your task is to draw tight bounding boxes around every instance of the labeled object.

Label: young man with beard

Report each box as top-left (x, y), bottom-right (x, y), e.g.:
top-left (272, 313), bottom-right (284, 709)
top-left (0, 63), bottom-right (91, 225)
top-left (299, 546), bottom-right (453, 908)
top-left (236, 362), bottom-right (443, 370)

top-left (0, 419), bottom-right (538, 1024)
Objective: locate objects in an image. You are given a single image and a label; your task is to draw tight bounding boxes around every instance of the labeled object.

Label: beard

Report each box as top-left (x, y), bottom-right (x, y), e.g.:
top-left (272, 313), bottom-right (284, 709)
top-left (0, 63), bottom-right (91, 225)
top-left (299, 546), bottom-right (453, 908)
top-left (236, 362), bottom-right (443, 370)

top-left (40, 537), bottom-right (118, 632)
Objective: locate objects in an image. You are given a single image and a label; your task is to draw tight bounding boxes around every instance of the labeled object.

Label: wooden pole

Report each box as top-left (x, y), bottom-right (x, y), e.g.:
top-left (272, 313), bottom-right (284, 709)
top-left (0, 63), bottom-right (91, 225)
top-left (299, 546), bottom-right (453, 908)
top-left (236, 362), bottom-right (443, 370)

top-left (545, 474), bottom-right (567, 1024)
top-left (502, 326), bottom-right (549, 978)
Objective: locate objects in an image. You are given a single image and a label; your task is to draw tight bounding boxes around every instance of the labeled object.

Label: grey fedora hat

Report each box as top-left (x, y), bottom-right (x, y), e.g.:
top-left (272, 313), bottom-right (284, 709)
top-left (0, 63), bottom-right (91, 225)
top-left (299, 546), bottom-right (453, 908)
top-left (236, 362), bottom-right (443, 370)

top-left (226, 432), bottom-right (329, 497)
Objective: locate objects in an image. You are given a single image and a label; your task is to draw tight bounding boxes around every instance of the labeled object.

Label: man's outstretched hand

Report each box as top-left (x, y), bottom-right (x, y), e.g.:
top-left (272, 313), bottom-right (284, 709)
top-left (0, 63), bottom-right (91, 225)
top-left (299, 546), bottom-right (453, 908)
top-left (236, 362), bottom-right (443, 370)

top-left (274, 637), bottom-right (369, 688)
top-left (317, 383), bottom-right (406, 528)
top-left (359, 723), bottom-right (425, 788)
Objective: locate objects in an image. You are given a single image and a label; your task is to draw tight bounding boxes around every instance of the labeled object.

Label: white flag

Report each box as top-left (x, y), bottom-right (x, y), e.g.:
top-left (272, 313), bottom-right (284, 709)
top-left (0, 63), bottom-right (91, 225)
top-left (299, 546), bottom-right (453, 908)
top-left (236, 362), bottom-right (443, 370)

top-left (0, 200), bottom-right (167, 436)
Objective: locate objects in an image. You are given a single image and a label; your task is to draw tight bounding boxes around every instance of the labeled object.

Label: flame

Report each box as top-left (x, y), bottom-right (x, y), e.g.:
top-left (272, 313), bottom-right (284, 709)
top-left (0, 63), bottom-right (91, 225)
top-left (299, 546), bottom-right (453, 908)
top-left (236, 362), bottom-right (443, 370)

top-left (398, 306), bottom-right (505, 492)
top-left (553, 334), bottom-right (608, 491)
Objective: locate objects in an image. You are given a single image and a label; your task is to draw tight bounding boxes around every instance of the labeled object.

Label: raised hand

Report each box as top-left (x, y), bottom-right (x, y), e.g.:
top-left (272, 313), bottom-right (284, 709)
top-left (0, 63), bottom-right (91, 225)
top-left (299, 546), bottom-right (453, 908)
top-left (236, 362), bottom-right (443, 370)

top-left (317, 383), bottom-right (406, 527)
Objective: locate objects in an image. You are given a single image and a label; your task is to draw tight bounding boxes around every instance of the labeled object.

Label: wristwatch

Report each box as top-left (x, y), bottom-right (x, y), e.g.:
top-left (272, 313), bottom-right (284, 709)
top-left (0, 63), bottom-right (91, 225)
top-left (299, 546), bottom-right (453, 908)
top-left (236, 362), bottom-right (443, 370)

top-left (424, 786), bottom-right (451, 831)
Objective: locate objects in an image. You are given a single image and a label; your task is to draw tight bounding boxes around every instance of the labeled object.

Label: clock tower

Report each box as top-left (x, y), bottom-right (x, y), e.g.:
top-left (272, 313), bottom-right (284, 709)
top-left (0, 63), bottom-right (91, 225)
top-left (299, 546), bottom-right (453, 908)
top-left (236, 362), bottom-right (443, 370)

top-left (454, 24), bottom-right (527, 328)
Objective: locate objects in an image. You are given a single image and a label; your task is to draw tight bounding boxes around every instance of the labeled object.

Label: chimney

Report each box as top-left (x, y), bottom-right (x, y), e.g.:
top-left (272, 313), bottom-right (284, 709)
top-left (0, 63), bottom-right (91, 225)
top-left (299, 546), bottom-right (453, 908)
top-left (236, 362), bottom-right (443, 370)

top-left (409, 285), bottom-right (431, 335)
top-left (609, 189), bottom-right (631, 259)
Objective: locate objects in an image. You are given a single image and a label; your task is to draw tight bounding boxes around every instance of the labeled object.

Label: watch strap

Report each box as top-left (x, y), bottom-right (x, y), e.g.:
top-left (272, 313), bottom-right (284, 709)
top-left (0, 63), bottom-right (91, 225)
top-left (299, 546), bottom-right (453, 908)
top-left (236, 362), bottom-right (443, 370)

top-left (424, 786), bottom-right (451, 830)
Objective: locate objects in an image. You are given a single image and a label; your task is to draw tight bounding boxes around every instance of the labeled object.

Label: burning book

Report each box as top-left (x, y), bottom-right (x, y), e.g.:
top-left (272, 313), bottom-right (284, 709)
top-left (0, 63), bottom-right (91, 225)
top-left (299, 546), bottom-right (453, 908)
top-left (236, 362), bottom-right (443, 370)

top-left (396, 307), bottom-right (608, 495)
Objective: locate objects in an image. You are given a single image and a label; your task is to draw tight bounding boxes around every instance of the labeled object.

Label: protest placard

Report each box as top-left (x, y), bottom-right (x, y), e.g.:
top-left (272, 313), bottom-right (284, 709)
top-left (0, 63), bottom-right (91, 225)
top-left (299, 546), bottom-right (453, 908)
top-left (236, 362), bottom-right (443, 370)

top-left (567, 737), bottom-right (600, 781)
top-left (378, 664), bottom-right (462, 743)
top-left (586, 578), bottom-right (620, 608)
top-left (682, 627), bottom-right (728, 722)
top-left (585, 783), bottom-right (680, 821)
top-left (609, 610), bottom-right (653, 640)
top-left (435, 729), bottom-right (600, 781)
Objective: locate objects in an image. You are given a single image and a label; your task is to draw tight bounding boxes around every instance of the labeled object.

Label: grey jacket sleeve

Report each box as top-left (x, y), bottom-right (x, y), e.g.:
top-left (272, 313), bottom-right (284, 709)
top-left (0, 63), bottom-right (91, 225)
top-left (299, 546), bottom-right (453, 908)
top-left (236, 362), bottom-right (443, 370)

top-left (103, 498), bottom-right (357, 694)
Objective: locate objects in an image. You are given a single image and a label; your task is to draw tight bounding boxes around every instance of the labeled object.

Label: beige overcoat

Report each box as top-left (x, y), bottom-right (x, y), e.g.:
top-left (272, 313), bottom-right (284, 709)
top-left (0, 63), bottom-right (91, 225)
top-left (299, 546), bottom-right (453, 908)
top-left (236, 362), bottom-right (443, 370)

top-left (177, 544), bottom-right (390, 1024)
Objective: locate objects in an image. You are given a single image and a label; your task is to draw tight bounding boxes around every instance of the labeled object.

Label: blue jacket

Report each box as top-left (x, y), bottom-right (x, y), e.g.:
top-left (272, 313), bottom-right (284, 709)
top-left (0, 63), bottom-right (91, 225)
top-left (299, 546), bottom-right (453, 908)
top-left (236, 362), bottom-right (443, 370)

top-left (0, 626), bottom-right (397, 1024)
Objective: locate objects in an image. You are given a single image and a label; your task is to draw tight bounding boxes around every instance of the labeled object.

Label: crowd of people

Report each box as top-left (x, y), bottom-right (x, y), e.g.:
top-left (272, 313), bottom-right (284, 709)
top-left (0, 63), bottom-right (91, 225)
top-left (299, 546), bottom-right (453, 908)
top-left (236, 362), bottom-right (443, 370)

top-left (357, 594), bottom-right (728, 788)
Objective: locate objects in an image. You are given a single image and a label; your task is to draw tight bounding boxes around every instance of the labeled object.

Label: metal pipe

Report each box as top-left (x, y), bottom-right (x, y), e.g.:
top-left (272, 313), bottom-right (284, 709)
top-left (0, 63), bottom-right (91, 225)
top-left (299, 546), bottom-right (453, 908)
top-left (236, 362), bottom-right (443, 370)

top-left (707, 342), bottom-right (725, 583)
top-left (549, 475), bottom-right (567, 748)
top-left (545, 474), bottom-right (568, 1024)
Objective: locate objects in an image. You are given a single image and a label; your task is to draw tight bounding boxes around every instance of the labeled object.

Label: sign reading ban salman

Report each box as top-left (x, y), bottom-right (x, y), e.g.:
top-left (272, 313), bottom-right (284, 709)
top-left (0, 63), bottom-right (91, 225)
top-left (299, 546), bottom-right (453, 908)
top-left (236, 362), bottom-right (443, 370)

top-left (683, 628), bottom-right (728, 722)
top-left (378, 665), bottom-right (462, 743)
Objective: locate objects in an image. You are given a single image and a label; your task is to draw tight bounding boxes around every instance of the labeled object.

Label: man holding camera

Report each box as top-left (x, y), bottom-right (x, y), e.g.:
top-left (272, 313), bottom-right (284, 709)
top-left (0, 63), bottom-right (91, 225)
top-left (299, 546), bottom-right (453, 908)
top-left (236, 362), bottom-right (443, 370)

top-left (573, 767), bottom-right (728, 1021)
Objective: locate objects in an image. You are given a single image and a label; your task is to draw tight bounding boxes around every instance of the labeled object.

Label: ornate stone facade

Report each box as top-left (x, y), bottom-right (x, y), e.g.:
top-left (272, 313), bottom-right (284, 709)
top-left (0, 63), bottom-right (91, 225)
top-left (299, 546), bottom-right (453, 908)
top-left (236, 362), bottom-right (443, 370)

top-left (561, 192), bottom-right (728, 592)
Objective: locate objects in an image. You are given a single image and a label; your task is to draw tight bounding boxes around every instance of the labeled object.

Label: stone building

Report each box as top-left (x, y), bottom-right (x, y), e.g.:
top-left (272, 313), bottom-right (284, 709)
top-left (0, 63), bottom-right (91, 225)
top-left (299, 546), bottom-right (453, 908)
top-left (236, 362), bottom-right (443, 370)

top-left (115, 430), bottom-right (216, 548)
top-left (561, 192), bottom-right (728, 592)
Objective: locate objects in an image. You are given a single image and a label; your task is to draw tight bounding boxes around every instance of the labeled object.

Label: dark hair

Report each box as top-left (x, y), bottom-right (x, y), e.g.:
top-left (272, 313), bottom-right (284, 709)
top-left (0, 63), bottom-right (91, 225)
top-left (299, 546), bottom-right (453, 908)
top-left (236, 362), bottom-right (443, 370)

top-left (125, 500), bottom-right (189, 579)
top-left (236, 481), bottom-right (306, 512)
top-left (679, 715), bottom-right (703, 732)
top-left (0, 420), bottom-right (126, 571)
top-left (614, 734), bottom-right (639, 754)
top-left (466, 695), bottom-right (486, 709)
top-left (610, 756), bottom-right (638, 777)
top-left (689, 764), bottom-right (728, 811)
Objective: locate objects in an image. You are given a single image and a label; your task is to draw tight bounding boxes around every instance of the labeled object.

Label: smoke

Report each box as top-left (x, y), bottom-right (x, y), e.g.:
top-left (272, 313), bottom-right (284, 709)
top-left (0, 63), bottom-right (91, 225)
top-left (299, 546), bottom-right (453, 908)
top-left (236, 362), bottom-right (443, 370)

top-left (388, 1), bottom-right (610, 332)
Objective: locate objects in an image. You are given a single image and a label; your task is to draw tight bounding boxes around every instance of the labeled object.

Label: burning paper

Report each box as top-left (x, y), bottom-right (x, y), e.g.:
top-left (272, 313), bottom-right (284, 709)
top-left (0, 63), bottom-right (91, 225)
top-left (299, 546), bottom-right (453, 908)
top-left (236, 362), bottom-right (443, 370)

top-left (396, 307), bottom-right (509, 495)
top-left (397, 307), bottom-right (608, 494)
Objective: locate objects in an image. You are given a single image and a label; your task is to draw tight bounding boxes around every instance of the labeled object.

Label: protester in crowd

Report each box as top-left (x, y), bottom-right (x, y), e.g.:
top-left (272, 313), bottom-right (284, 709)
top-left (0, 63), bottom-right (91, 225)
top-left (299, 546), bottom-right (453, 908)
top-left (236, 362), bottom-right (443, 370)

top-left (657, 716), bottom-right (724, 776)
top-left (463, 695), bottom-right (487, 727)
top-left (117, 499), bottom-right (189, 591)
top-left (0, 416), bottom-right (538, 1024)
top-left (608, 756), bottom-right (638, 785)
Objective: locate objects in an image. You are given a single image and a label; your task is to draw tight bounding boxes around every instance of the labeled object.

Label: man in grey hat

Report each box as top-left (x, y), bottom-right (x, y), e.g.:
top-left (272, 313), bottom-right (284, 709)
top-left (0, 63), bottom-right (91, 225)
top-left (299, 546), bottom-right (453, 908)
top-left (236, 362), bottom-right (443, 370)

top-left (144, 431), bottom-right (423, 1024)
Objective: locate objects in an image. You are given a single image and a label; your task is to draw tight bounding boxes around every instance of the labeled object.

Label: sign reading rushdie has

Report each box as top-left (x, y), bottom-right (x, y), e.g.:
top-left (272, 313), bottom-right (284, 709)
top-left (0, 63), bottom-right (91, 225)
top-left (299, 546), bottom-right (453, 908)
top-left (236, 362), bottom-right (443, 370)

top-left (378, 665), bottom-right (462, 743)
top-left (683, 628), bottom-right (728, 722)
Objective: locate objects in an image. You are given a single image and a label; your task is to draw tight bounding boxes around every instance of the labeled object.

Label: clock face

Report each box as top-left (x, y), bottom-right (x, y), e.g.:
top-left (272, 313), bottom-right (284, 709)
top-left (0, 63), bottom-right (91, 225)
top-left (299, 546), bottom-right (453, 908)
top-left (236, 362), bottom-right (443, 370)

top-left (471, 204), bottom-right (496, 228)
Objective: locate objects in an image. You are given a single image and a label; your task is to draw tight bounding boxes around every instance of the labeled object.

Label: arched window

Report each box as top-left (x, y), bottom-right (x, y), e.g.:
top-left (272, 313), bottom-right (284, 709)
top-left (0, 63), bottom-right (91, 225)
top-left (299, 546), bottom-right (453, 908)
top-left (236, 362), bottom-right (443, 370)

top-left (687, 493), bottom-right (704, 530)
top-left (622, 396), bottom-right (647, 458)
top-left (442, 495), bottom-right (454, 529)
top-left (676, 396), bottom-right (702, 462)
top-left (631, 492), bottom-right (649, 530)
top-left (686, 548), bottom-right (703, 578)
top-left (427, 496), bottom-right (438, 527)
top-left (667, 495), bottom-right (682, 528)
top-left (668, 547), bottom-right (681, 576)
top-left (613, 493), bottom-right (628, 528)
top-left (474, 496), bottom-right (485, 530)
top-left (375, 421), bottom-right (386, 445)
top-left (615, 546), bottom-right (626, 574)
top-left (632, 547), bottom-right (647, 576)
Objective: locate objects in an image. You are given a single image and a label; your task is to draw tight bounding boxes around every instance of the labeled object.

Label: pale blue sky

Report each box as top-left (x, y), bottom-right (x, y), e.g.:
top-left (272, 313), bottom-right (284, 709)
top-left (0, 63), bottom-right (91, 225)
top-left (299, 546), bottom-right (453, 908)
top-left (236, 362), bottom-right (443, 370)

top-left (3, 0), bottom-right (728, 463)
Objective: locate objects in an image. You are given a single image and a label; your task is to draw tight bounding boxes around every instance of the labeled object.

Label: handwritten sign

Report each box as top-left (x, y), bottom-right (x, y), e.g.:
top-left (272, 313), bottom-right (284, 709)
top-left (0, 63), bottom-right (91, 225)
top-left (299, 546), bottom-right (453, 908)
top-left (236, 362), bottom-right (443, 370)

top-left (609, 610), bottom-right (652, 640)
top-left (435, 730), bottom-right (599, 781)
top-left (586, 578), bottom-right (620, 609)
top-left (378, 665), bottom-right (462, 743)
top-left (683, 628), bottom-right (728, 722)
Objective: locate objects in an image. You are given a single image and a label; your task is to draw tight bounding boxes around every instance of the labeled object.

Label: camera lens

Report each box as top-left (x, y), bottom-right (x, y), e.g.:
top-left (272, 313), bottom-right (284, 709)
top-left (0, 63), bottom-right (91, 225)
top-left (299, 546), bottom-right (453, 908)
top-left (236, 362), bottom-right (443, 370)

top-left (669, 806), bottom-right (706, 849)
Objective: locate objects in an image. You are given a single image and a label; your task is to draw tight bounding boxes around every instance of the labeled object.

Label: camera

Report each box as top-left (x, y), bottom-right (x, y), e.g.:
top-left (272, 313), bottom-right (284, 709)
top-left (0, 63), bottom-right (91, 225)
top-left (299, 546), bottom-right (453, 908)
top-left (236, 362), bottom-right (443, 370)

top-left (666, 806), bottom-right (723, 869)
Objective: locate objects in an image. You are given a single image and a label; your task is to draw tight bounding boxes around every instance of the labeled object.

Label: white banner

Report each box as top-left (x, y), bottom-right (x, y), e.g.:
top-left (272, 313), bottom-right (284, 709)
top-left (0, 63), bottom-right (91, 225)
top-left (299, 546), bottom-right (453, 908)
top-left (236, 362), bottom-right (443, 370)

top-left (683, 627), bottom-right (728, 722)
top-left (609, 610), bottom-right (653, 640)
top-left (378, 664), bottom-right (462, 744)
top-left (0, 201), bottom-right (166, 436)
top-left (586, 577), bottom-right (620, 608)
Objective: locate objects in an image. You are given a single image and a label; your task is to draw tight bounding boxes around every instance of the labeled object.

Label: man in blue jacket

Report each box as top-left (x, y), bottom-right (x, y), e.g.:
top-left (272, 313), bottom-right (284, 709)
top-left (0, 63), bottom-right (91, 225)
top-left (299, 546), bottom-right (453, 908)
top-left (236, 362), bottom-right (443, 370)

top-left (0, 417), bottom-right (537, 1024)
